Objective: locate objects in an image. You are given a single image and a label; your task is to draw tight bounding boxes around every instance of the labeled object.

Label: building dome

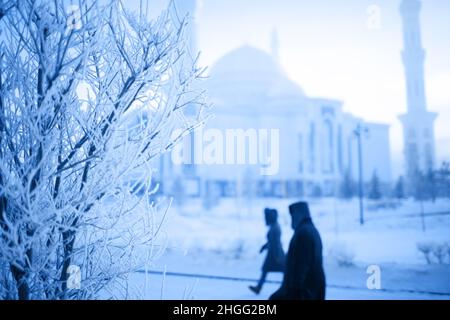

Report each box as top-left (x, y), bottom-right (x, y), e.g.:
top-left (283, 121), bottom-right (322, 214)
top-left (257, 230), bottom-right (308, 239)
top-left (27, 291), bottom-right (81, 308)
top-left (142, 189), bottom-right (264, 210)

top-left (207, 45), bottom-right (305, 105)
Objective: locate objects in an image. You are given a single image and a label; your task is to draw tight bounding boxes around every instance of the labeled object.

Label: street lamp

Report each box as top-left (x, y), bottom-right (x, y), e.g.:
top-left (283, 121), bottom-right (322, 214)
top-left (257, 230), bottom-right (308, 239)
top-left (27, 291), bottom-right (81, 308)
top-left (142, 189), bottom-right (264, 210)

top-left (353, 123), bottom-right (369, 225)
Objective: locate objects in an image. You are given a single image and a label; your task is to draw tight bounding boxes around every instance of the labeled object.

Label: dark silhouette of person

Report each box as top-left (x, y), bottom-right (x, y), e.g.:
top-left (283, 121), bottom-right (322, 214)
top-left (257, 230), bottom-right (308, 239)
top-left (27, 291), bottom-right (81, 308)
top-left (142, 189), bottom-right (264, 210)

top-left (269, 201), bottom-right (326, 300)
top-left (249, 208), bottom-right (285, 295)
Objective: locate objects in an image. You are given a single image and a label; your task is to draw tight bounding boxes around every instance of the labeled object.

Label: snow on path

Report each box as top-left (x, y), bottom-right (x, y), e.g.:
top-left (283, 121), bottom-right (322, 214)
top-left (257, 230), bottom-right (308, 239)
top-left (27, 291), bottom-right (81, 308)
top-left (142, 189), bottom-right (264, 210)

top-left (127, 250), bottom-right (450, 300)
top-left (129, 271), bottom-right (450, 300)
top-left (122, 198), bottom-right (450, 299)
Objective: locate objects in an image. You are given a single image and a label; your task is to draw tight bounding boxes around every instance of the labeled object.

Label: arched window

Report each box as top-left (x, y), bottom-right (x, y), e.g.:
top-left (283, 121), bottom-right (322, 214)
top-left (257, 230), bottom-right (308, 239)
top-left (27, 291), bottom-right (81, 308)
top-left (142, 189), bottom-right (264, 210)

top-left (425, 143), bottom-right (433, 170)
top-left (309, 123), bottom-right (315, 173)
top-left (322, 119), bottom-right (334, 174)
top-left (407, 143), bottom-right (419, 175)
top-left (298, 133), bottom-right (304, 173)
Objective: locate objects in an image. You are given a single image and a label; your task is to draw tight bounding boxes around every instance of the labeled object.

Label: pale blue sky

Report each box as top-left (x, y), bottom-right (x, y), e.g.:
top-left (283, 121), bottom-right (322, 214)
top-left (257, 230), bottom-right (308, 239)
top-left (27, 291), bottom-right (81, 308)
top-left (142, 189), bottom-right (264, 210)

top-left (128, 0), bottom-right (450, 169)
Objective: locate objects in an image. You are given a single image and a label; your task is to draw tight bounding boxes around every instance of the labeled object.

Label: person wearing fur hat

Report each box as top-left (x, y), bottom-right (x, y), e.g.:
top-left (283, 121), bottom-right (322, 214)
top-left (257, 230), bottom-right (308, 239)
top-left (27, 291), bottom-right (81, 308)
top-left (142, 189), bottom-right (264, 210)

top-left (269, 201), bottom-right (326, 300)
top-left (249, 208), bottom-right (285, 295)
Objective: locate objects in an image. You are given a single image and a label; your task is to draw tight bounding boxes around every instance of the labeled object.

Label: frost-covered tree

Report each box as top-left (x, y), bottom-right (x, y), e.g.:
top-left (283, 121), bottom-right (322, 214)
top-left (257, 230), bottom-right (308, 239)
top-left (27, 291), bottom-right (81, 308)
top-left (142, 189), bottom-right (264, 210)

top-left (368, 170), bottom-right (382, 200)
top-left (394, 175), bottom-right (405, 199)
top-left (0, 0), bottom-right (206, 299)
top-left (439, 162), bottom-right (450, 198)
top-left (339, 169), bottom-right (355, 199)
top-left (410, 170), bottom-right (429, 231)
top-left (425, 169), bottom-right (437, 202)
top-left (411, 170), bottom-right (436, 202)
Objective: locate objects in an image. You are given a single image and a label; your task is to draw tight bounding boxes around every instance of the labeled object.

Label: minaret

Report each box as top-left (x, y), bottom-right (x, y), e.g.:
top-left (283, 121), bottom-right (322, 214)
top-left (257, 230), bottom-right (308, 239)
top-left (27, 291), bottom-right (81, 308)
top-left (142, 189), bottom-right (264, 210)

top-left (398, 0), bottom-right (437, 178)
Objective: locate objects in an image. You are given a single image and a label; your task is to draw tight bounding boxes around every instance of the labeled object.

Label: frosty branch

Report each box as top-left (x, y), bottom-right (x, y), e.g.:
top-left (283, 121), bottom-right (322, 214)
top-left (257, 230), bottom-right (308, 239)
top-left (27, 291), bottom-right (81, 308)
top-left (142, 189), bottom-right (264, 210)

top-left (0, 0), bottom-right (207, 299)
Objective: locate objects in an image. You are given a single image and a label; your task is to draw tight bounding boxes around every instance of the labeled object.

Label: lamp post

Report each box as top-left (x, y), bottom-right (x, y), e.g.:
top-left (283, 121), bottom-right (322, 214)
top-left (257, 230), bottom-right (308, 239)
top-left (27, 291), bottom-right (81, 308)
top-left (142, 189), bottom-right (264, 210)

top-left (353, 123), bottom-right (369, 225)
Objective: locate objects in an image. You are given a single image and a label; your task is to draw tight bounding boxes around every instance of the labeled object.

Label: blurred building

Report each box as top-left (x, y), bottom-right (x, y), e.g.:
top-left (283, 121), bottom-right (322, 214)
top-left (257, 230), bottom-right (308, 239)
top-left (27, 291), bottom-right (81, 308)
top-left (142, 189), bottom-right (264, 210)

top-left (158, 0), bottom-right (392, 198)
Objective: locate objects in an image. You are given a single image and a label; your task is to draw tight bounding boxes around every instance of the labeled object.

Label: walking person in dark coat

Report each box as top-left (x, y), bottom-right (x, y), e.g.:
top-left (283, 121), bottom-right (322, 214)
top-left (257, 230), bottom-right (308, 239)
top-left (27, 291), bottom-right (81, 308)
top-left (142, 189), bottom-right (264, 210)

top-left (249, 208), bottom-right (285, 295)
top-left (269, 201), bottom-right (326, 300)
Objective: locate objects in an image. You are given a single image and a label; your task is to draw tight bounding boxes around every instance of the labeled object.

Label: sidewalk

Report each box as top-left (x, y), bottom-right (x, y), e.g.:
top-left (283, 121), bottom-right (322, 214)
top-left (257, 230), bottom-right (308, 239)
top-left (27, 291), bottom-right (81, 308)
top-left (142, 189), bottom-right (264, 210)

top-left (130, 249), bottom-right (450, 300)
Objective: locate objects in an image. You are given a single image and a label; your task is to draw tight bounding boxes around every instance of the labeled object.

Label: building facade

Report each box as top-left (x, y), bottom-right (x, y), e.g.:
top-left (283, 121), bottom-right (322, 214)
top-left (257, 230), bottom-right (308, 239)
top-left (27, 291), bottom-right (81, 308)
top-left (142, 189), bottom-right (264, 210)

top-left (157, 0), bottom-right (392, 199)
top-left (159, 44), bottom-right (391, 198)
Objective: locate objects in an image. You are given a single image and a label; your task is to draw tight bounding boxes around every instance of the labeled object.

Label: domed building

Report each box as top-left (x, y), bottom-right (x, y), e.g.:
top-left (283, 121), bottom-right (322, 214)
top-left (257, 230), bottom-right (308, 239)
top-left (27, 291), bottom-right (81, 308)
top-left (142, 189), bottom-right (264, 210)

top-left (158, 0), bottom-right (391, 199)
top-left (207, 45), bottom-right (305, 105)
top-left (159, 43), bottom-right (391, 198)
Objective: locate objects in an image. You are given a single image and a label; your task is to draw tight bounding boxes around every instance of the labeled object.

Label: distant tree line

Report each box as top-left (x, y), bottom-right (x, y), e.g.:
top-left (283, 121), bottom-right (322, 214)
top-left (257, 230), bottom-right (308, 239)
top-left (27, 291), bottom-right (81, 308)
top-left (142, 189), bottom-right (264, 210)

top-left (338, 169), bottom-right (383, 200)
top-left (338, 162), bottom-right (450, 201)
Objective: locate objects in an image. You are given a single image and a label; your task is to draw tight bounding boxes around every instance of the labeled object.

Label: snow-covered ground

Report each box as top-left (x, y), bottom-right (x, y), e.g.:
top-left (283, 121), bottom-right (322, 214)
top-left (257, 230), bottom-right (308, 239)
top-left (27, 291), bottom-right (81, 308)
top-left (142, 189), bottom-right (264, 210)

top-left (123, 197), bottom-right (450, 300)
top-left (127, 249), bottom-right (450, 300)
top-left (163, 197), bottom-right (450, 266)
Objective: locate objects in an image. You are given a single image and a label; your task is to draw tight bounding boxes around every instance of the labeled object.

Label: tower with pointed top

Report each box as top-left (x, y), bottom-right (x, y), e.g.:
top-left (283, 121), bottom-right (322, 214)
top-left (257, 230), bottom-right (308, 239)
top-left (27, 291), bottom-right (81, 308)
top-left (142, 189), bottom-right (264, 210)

top-left (399, 0), bottom-right (437, 179)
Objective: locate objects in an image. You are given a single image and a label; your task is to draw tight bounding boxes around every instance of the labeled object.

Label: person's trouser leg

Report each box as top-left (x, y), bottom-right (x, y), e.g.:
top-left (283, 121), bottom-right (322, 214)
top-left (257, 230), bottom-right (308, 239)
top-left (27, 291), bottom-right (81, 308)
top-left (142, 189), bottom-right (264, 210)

top-left (249, 271), bottom-right (267, 294)
top-left (257, 270), bottom-right (267, 290)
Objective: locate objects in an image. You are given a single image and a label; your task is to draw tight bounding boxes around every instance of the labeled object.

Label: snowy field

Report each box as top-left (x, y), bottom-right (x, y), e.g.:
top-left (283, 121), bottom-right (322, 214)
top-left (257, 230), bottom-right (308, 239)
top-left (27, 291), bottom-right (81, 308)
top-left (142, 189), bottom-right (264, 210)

top-left (128, 251), bottom-right (450, 300)
top-left (164, 198), bottom-right (450, 266)
top-left (123, 197), bottom-right (450, 300)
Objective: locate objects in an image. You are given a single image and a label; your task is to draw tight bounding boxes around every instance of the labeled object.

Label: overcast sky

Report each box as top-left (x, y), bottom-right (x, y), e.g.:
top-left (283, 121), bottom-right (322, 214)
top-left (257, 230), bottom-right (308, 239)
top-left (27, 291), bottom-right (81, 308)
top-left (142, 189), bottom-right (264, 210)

top-left (128, 0), bottom-right (450, 172)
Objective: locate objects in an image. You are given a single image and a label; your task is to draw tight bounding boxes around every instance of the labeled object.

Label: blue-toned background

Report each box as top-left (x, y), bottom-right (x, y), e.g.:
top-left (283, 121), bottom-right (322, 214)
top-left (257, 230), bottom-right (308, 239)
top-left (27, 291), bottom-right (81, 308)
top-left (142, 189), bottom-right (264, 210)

top-left (118, 0), bottom-right (450, 300)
